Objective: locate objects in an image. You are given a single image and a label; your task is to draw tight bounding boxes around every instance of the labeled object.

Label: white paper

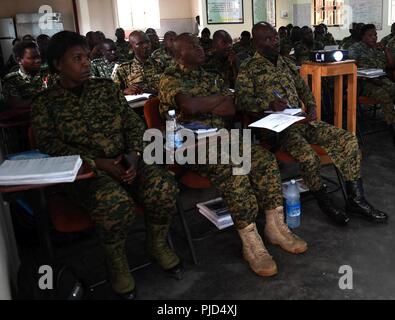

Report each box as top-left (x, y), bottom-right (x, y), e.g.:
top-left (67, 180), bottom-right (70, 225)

top-left (357, 69), bottom-right (386, 78)
top-left (125, 93), bottom-right (152, 103)
top-left (0, 156), bottom-right (82, 185)
top-left (265, 108), bottom-right (303, 116)
top-left (248, 114), bottom-right (305, 133)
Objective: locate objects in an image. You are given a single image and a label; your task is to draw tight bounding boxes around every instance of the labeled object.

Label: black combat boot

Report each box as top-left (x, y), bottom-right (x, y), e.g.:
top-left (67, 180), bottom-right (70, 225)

top-left (345, 178), bottom-right (388, 223)
top-left (312, 187), bottom-right (350, 225)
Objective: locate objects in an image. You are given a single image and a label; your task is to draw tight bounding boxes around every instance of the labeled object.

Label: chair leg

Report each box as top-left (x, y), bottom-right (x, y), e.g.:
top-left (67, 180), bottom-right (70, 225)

top-left (176, 195), bottom-right (199, 265)
top-left (334, 166), bottom-right (347, 203)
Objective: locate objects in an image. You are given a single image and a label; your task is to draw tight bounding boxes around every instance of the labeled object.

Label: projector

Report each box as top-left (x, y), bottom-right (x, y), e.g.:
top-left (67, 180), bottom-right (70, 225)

top-left (311, 50), bottom-right (349, 63)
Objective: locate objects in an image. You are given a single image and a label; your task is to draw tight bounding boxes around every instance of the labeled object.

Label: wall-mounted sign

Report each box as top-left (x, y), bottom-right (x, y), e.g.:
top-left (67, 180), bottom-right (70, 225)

top-left (207, 0), bottom-right (244, 24)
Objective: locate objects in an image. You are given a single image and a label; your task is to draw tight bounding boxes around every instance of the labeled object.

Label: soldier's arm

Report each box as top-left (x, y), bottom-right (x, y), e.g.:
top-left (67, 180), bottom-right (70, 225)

top-left (112, 67), bottom-right (126, 91)
top-left (116, 87), bottom-right (146, 155)
top-left (32, 97), bottom-right (97, 169)
top-left (2, 79), bottom-right (32, 109)
top-left (294, 71), bottom-right (317, 117)
top-left (235, 65), bottom-right (269, 114)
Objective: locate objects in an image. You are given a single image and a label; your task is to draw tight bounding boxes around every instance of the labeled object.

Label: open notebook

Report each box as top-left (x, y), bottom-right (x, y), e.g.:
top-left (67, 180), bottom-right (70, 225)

top-left (0, 155), bottom-right (82, 185)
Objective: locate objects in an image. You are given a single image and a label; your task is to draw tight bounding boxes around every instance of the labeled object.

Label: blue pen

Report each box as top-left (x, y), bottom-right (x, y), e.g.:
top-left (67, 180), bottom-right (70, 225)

top-left (273, 90), bottom-right (292, 109)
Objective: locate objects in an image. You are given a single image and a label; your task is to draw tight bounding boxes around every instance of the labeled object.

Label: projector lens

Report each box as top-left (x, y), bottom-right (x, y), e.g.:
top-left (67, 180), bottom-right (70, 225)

top-left (333, 51), bottom-right (343, 62)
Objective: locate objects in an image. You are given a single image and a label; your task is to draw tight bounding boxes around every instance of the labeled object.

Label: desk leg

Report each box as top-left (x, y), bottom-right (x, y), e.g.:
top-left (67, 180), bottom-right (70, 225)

top-left (334, 75), bottom-right (344, 129)
top-left (37, 189), bottom-right (54, 260)
top-left (347, 69), bottom-right (357, 134)
top-left (312, 68), bottom-right (322, 121)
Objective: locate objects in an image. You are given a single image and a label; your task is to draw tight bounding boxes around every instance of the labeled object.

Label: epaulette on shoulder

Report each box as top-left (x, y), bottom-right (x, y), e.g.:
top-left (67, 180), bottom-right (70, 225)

top-left (3, 71), bottom-right (19, 81)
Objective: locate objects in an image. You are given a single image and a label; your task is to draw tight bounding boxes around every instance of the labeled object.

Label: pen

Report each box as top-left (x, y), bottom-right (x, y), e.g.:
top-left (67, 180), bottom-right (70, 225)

top-left (273, 90), bottom-right (292, 109)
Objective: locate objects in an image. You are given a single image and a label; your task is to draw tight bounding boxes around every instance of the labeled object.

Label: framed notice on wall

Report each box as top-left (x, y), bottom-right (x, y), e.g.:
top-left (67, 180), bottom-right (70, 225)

top-left (253, 0), bottom-right (276, 27)
top-left (207, 0), bottom-right (244, 24)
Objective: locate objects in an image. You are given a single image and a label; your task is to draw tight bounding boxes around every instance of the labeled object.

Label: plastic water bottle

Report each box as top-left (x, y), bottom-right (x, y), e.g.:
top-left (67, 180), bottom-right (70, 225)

top-left (285, 180), bottom-right (301, 229)
top-left (166, 110), bottom-right (183, 149)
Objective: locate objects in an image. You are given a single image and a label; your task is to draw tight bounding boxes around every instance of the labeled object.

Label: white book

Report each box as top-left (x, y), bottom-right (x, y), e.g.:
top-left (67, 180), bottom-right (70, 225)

top-left (196, 198), bottom-right (234, 230)
top-left (0, 155), bottom-right (82, 186)
top-left (248, 114), bottom-right (305, 133)
top-left (125, 93), bottom-right (152, 103)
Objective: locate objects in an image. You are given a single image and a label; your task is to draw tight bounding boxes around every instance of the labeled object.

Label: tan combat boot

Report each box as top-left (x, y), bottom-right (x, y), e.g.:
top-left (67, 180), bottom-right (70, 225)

top-left (238, 223), bottom-right (278, 277)
top-left (264, 207), bottom-right (308, 254)
top-left (146, 223), bottom-right (181, 271)
top-left (104, 244), bottom-right (135, 295)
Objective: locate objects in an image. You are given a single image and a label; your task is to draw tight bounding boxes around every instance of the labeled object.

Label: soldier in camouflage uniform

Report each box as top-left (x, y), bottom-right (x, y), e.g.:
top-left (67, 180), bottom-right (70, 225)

top-left (279, 26), bottom-right (293, 57)
top-left (91, 39), bottom-right (119, 79)
top-left (236, 22), bottom-right (388, 226)
top-left (380, 23), bottom-right (395, 46)
top-left (340, 23), bottom-right (364, 50)
top-left (314, 24), bottom-right (336, 47)
top-left (294, 26), bottom-right (324, 65)
top-left (32, 31), bottom-right (182, 299)
top-left (113, 31), bottom-right (161, 95)
top-left (159, 33), bottom-right (308, 278)
top-left (232, 31), bottom-right (255, 57)
top-left (203, 30), bottom-right (241, 89)
top-left (115, 28), bottom-right (133, 62)
top-left (2, 41), bottom-right (51, 110)
top-left (151, 31), bottom-right (177, 72)
top-left (349, 24), bottom-right (395, 144)
top-left (200, 28), bottom-right (213, 53)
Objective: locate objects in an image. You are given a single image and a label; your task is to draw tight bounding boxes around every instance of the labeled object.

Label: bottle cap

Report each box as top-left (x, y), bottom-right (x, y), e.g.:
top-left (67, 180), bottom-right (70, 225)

top-left (291, 179), bottom-right (296, 184)
top-left (168, 110), bottom-right (176, 117)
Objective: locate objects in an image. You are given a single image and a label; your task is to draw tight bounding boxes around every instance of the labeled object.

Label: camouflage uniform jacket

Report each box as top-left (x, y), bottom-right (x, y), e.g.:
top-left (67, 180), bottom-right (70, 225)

top-left (112, 57), bottom-right (161, 93)
top-left (199, 38), bottom-right (213, 53)
top-left (2, 67), bottom-right (51, 101)
top-left (386, 37), bottom-right (395, 57)
top-left (235, 52), bottom-right (317, 117)
top-left (315, 33), bottom-right (336, 46)
top-left (151, 48), bottom-right (176, 72)
top-left (380, 34), bottom-right (395, 47)
top-left (280, 37), bottom-right (294, 56)
top-left (159, 63), bottom-right (233, 128)
top-left (115, 40), bottom-right (133, 62)
top-left (340, 36), bottom-right (357, 50)
top-left (232, 41), bottom-right (255, 56)
top-left (91, 58), bottom-right (117, 79)
top-left (32, 78), bottom-right (146, 171)
top-left (349, 41), bottom-right (387, 69)
top-left (294, 40), bottom-right (324, 65)
top-left (202, 51), bottom-right (237, 88)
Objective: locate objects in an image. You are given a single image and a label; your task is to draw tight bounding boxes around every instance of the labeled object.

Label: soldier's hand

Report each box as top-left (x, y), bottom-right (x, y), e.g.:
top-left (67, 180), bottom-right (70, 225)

top-left (269, 99), bottom-right (288, 112)
top-left (94, 158), bottom-right (126, 182)
top-left (116, 152), bottom-right (140, 185)
top-left (124, 85), bottom-right (143, 95)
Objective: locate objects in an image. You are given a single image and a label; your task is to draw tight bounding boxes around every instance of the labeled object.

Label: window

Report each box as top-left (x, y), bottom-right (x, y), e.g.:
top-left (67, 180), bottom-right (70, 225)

top-left (116, 0), bottom-right (160, 31)
top-left (390, 0), bottom-right (395, 24)
top-left (313, 0), bottom-right (344, 26)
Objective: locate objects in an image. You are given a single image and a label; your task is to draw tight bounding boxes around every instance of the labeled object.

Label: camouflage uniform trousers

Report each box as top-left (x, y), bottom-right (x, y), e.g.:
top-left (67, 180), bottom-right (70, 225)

top-left (364, 79), bottom-right (395, 125)
top-left (189, 144), bottom-right (283, 230)
top-left (62, 162), bottom-right (179, 258)
top-left (280, 121), bottom-right (361, 191)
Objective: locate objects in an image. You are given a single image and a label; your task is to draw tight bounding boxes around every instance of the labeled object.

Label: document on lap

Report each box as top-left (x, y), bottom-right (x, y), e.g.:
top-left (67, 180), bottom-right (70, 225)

top-left (248, 114), bottom-right (306, 133)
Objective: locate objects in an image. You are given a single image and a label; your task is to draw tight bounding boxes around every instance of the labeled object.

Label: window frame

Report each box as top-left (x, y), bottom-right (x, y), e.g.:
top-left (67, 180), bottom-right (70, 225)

top-left (313, 0), bottom-right (344, 27)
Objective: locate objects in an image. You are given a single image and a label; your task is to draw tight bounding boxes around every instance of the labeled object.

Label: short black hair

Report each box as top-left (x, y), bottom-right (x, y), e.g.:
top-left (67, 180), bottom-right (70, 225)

top-left (241, 31), bottom-right (251, 38)
top-left (360, 24), bottom-right (376, 37)
top-left (201, 28), bottom-right (210, 36)
top-left (47, 31), bottom-right (88, 73)
top-left (13, 41), bottom-right (39, 60)
top-left (12, 38), bottom-right (20, 46)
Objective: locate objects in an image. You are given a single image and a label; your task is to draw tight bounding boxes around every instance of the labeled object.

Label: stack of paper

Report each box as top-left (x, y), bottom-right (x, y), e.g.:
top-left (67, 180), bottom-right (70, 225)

top-left (196, 198), bottom-right (234, 230)
top-left (125, 93), bottom-right (152, 103)
top-left (357, 69), bottom-right (387, 78)
top-left (265, 108), bottom-right (304, 116)
top-left (0, 155), bottom-right (82, 186)
top-left (248, 114), bottom-right (305, 133)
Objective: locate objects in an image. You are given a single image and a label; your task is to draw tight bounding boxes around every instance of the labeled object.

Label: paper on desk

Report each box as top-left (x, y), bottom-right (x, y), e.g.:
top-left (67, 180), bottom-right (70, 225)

top-left (248, 114), bottom-right (305, 133)
top-left (0, 155), bottom-right (82, 185)
top-left (357, 69), bottom-right (387, 78)
top-left (264, 108), bottom-right (303, 116)
top-left (125, 93), bottom-right (152, 103)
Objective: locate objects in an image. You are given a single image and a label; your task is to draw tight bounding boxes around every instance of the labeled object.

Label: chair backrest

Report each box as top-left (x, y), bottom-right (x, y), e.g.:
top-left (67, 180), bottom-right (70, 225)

top-left (144, 97), bottom-right (165, 130)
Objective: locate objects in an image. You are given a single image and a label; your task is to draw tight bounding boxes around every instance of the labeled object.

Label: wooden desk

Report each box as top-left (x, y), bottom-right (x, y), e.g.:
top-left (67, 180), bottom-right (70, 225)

top-left (300, 60), bottom-right (357, 134)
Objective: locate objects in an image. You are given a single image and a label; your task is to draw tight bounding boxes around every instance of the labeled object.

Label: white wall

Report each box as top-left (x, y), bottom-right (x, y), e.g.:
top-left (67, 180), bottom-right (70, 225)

top-left (291, 0), bottom-right (392, 41)
top-left (0, 0), bottom-right (76, 35)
